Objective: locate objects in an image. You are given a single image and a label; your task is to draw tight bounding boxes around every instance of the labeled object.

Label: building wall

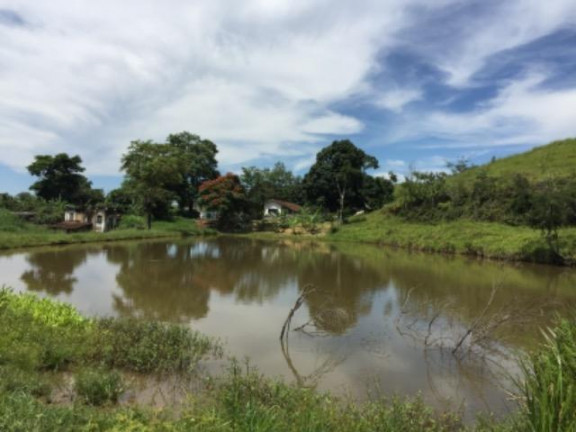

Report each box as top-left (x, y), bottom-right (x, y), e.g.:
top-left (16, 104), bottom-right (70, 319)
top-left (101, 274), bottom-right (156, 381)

top-left (264, 201), bottom-right (283, 217)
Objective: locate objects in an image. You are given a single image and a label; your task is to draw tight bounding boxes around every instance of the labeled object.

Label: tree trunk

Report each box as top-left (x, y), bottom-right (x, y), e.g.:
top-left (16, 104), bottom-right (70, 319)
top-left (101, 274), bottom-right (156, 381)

top-left (338, 189), bottom-right (345, 224)
top-left (146, 213), bottom-right (152, 230)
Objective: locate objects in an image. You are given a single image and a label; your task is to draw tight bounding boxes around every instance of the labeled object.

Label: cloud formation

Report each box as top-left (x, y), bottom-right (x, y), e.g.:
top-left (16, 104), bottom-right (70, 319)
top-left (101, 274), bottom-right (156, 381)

top-left (0, 0), bottom-right (575, 185)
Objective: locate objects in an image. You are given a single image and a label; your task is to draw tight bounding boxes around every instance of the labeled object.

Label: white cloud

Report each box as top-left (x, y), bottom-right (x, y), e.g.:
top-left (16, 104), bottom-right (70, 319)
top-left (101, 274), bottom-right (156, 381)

top-left (1, 0), bottom-right (574, 179)
top-left (415, 0), bottom-right (576, 86)
top-left (0, 0), bottom-right (423, 175)
top-left (374, 89), bottom-right (422, 112)
top-left (409, 72), bottom-right (576, 148)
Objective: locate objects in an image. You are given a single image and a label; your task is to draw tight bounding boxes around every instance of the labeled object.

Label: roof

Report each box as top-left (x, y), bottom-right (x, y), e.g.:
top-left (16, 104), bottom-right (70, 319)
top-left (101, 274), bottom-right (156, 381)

top-left (267, 199), bottom-right (302, 212)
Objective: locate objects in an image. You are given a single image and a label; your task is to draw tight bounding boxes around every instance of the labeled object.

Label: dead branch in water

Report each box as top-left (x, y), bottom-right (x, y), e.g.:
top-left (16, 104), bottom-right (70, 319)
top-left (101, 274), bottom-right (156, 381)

top-left (452, 285), bottom-right (497, 355)
top-left (280, 284), bottom-right (315, 342)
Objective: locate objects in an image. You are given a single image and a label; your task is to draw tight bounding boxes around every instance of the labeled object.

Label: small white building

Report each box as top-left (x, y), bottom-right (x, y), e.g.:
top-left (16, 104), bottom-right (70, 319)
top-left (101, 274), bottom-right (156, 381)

top-left (263, 199), bottom-right (302, 217)
top-left (62, 208), bottom-right (119, 232)
top-left (193, 203), bottom-right (219, 221)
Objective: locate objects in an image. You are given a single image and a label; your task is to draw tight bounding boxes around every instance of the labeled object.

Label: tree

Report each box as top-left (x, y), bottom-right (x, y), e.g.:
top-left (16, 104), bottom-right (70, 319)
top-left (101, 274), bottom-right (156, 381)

top-left (361, 175), bottom-right (395, 210)
top-left (303, 140), bottom-right (379, 221)
top-left (166, 132), bottom-right (219, 215)
top-left (27, 153), bottom-right (94, 204)
top-left (121, 140), bottom-right (183, 229)
top-left (241, 162), bottom-right (303, 217)
top-left (198, 173), bottom-right (248, 230)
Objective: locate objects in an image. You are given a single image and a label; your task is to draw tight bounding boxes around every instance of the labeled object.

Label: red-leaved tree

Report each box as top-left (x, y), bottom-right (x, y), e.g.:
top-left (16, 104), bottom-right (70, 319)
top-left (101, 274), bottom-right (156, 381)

top-left (198, 173), bottom-right (248, 228)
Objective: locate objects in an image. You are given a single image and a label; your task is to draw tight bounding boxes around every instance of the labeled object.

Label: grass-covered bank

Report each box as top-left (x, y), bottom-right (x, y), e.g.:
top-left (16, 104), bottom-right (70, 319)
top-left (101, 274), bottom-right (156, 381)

top-left (1, 289), bottom-right (575, 431)
top-left (0, 216), bottom-right (214, 250)
top-left (328, 213), bottom-right (576, 265)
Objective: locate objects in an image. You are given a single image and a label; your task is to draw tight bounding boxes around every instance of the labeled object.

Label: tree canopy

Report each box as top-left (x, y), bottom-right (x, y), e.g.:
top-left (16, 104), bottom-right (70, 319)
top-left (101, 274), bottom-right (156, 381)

top-left (120, 140), bottom-right (183, 228)
top-left (303, 140), bottom-right (380, 220)
top-left (166, 132), bottom-right (219, 214)
top-left (27, 153), bottom-right (96, 205)
top-left (241, 162), bottom-right (303, 217)
top-left (198, 173), bottom-right (248, 229)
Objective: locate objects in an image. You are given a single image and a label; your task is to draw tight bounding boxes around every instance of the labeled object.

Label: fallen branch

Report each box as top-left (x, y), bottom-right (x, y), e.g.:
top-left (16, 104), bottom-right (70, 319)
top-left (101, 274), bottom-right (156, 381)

top-left (280, 284), bottom-right (315, 342)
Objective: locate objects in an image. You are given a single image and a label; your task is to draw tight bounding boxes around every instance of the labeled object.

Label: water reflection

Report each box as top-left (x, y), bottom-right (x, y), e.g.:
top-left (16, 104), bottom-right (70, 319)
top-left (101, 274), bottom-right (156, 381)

top-left (2, 237), bottom-right (576, 418)
top-left (20, 248), bottom-right (90, 294)
top-left (107, 242), bottom-right (211, 321)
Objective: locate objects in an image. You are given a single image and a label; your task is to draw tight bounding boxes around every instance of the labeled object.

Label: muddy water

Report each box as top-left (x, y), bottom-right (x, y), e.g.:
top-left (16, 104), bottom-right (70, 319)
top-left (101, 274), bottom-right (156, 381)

top-left (1, 237), bottom-right (575, 419)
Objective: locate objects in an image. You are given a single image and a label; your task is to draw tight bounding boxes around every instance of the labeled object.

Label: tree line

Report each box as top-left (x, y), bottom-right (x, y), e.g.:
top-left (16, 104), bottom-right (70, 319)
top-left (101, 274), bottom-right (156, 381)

top-left (0, 132), bottom-right (395, 229)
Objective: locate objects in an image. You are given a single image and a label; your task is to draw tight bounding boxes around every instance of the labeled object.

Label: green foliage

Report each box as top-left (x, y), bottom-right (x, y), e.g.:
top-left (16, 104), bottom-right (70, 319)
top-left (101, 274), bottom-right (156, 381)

top-left (3, 290), bottom-right (576, 431)
top-left (118, 214), bottom-right (146, 230)
top-left (0, 195), bottom-right (67, 225)
top-left (121, 140), bottom-right (184, 228)
top-left (75, 368), bottom-right (124, 406)
top-left (27, 153), bottom-right (101, 206)
top-left (241, 162), bottom-right (303, 217)
top-left (0, 290), bottom-right (219, 375)
top-left (166, 131), bottom-right (220, 215)
top-left (457, 138), bottom-right (576, 183)
top-left (519, 320), bottom-right (576, 432)
top-left (330, 212), bottom-right (576, 265)
top-left (0, 209), bottom-right (27, 232)
top-left (303, 140), bottom-right (385, 220)
top-left (89, 318), bottom-right (220, 373)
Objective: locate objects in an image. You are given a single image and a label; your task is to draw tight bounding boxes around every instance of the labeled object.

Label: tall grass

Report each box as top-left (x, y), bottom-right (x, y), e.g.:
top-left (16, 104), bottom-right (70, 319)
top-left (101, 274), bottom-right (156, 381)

top-left (519, 321), bottom-right (576, 431)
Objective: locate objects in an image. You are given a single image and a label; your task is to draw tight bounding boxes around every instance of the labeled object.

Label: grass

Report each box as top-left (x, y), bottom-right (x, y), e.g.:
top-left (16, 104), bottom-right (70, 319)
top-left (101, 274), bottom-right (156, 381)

top-left (456, 138), bottom-right (576, 184)
top-left (1, 289), bottom-right (575, 431)
top-left (518, 320), bottom-right (576, 432)
top-left (329, 212), bottom-right (576, 265)
top-left (0, 216), bottom-right (215, 250)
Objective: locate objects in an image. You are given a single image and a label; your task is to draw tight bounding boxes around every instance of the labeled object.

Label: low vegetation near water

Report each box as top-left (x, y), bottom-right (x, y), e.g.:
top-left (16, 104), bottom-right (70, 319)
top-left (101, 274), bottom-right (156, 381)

top-left (0, 212), bottom-right (212, 250)
top-left (330, 213), bottom-right (576, 265)
top-left (1, 289), bottom-right (575, 431)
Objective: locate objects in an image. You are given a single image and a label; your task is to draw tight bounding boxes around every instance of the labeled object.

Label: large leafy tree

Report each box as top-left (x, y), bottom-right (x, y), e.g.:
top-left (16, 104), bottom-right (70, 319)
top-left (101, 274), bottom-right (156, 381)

top-left (27, 153), bottom-right (95, 205)
top-left (121, 140), bottom-right (183, 229)
top-left (303, 140), bottom-right (379, 221)
top-left (198, 173), bottom-right (248, 229)
top-left (241, 162), bottom-right (303, 217)
top-left (166, 132), bottom-right (219, 215)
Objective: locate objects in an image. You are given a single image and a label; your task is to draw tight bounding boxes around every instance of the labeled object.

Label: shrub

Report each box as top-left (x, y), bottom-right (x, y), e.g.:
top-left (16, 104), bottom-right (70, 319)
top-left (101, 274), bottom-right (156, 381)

top-left (89, 318), bottom-right (220, 373)
top-left (0, 210), bottom-right (27, 232)
top-left (118, 214), bottom-right (146, 230)
top-left (75, 369), bottom-right (124, 406)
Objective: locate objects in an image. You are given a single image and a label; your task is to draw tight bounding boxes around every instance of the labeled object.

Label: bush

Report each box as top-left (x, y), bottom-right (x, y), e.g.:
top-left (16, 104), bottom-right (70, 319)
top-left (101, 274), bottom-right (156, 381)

top-left (75, 369), bottom-right (124, 406)
top-left (89, 318), bottom-right (221, 373)
top-left (0, 210), bottom-right (27, 232)
top-left (118, 214), bottom-right (146, 230)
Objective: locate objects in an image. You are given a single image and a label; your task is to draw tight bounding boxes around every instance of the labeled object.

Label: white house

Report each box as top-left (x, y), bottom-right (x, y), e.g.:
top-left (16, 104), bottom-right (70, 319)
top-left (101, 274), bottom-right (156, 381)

top-left (61, 207), bottom-right (120, 232)
top-left (263, 199), bottom-right (302, 217)
top-left (193, 203), bottom-right (219, 221)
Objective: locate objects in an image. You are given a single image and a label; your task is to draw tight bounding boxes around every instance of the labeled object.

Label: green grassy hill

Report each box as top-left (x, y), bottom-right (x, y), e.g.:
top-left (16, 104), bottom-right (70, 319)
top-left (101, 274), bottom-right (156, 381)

top-left (329, 138), bottom-right (576, 265)
top-left (458, 138), bottom-right (576, 182)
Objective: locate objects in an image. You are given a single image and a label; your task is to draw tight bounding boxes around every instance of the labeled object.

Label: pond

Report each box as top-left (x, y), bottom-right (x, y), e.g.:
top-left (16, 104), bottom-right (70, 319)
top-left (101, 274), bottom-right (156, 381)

top-left (1, 236), bottom-right (575, 419)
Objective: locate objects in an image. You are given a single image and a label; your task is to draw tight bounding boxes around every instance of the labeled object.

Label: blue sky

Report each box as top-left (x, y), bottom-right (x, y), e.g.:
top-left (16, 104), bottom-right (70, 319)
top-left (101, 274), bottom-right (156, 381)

top-left (1, 0), bottom-right (576, 194)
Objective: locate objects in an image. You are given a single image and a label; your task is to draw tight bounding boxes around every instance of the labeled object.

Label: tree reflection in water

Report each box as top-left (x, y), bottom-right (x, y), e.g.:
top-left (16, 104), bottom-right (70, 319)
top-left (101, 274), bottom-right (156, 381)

top-left (20, 248), bottom-right (90, 295)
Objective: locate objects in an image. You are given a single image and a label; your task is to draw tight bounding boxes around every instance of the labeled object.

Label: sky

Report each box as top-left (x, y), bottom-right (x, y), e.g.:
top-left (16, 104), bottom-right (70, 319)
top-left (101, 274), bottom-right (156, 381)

top-left (1, 0), bottom-right (576, 194)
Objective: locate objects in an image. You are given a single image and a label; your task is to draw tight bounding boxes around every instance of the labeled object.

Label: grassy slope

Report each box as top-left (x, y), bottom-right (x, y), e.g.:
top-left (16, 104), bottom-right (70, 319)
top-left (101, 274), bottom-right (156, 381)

top-left (330, 213), bottom-right (576, 264)
top-left (457, 138), bottom-right (576, 183)
top-left (330, 139), bottom-right (576, 264)
top-left (0, 217), bottom-right (211, 250)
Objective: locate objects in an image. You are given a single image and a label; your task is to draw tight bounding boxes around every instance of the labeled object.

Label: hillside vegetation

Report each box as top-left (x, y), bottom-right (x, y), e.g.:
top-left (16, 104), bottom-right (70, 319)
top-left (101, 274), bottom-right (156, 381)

top-left (331, 139), bottom-right (576, 265)
top-left (457, 138), bottom-right (576, 183)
